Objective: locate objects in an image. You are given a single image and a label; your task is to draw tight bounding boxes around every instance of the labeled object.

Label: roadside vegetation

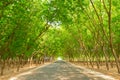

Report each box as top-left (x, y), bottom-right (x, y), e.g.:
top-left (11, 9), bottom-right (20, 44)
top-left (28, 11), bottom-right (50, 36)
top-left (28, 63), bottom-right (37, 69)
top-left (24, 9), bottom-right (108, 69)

top-left (0, 0), bottom-right (120, 76)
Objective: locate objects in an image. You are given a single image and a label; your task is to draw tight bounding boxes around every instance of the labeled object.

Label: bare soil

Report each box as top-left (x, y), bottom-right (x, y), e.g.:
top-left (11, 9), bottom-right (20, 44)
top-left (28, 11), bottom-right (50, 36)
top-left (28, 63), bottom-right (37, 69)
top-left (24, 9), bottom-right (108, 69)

top-left (73, 62), bottom-right (120, 80)
top-left (0, 63), bottom-right (46, 80)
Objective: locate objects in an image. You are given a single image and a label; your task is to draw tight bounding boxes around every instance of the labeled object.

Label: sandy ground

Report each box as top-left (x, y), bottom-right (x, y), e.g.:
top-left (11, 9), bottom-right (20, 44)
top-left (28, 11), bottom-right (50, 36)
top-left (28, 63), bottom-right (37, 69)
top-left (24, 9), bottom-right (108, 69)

top-left (73, 62), bottom-right (120, 80)
top-left (3, 60), bottom-right (117, 80)
top-left (0, 63), bottom-right (52, 80)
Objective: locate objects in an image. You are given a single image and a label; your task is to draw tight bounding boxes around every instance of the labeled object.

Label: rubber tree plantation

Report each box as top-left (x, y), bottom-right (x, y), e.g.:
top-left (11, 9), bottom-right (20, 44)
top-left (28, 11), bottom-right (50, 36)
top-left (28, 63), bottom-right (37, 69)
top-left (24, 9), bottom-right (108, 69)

top-left (0, 0), bottom-right (120, 75)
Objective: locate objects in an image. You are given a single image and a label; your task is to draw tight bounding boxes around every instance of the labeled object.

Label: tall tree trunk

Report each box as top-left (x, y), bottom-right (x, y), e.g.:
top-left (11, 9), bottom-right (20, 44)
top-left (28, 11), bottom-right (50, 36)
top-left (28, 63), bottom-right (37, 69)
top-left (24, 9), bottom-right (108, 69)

top-left (108, 0), bottom-right (120, 73)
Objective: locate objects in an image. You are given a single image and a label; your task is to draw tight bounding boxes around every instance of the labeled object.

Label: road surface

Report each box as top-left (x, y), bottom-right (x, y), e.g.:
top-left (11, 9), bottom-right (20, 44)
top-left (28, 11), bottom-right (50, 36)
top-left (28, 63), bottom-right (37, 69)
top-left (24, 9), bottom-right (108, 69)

top-left (9, 60), bottom-right (115, 80)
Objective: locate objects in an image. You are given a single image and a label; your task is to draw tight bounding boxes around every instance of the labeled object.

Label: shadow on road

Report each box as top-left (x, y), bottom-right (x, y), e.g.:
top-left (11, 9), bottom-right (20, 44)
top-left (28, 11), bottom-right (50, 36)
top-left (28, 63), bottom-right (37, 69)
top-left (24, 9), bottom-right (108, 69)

top-left (13, 61), bottom-right (107, 80)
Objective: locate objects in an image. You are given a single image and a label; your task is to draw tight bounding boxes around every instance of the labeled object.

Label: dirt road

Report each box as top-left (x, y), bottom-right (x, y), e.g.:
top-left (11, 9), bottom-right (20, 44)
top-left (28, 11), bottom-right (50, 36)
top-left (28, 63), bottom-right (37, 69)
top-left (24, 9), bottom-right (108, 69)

top-left (9, 60), bottom-right (115, 80)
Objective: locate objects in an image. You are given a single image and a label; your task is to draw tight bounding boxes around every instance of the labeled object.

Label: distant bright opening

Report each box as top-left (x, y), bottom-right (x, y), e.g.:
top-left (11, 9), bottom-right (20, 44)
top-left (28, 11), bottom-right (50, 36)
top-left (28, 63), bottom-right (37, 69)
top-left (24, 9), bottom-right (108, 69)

top-left (9, 77), bottom-right (17, 80)
top-left (57, 57), bottom-right (62, 60)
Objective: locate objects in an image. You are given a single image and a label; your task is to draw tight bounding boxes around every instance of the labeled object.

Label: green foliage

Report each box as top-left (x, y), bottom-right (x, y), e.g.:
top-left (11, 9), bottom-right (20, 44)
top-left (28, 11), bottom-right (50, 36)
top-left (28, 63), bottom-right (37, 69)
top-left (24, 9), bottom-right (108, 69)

top-left (0, 0), bottom-right (120, 64)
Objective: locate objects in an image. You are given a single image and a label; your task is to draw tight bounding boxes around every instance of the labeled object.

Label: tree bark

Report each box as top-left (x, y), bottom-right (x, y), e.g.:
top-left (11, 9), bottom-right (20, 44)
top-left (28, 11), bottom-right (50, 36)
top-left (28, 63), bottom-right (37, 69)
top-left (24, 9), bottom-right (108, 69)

top-left (108, 0), bottom-right (120, 73)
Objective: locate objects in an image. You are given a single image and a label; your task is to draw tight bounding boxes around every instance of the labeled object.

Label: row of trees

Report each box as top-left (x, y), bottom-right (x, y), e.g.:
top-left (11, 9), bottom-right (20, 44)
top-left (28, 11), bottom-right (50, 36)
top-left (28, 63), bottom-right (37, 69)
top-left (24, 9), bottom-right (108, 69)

top-left (0, 0), bottom-right (120, 75)
top-left (0, 0), bottom-right (58, 75)
top-left (57, 0), bottom-right (120, 73)
top-left (44, 0), bottom-right (120, 73)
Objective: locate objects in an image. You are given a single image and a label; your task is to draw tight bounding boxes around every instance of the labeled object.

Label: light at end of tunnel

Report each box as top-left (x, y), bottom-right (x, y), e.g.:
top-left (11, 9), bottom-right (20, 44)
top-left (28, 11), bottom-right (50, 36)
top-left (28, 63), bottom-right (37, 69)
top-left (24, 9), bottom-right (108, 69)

top-left (57, 57), bottom-right (62, 60)
top-left (9, 77), bottom-right (17, 80)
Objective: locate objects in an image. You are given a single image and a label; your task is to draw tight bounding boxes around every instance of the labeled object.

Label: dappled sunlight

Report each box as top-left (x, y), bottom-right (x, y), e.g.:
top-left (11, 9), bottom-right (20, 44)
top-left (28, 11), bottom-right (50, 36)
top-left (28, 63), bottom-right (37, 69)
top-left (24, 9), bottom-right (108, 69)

top-left (75, 65), bottom-right (115, 80)
top-left (8, 61), bottom-right (116, 80)
top-left (0, 0), bottom-right (120, 79)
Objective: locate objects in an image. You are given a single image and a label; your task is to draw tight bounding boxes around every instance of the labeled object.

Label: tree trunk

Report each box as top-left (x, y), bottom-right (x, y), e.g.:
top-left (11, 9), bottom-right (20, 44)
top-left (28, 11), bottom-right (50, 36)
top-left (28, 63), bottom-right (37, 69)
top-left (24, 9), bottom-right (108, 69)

top-left (108, 0), bottom-right (120, 73)
top-left (1, 60), bottom-right (5, 75)
top-left (101, 45), bottom-right (110, 70)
